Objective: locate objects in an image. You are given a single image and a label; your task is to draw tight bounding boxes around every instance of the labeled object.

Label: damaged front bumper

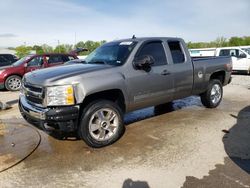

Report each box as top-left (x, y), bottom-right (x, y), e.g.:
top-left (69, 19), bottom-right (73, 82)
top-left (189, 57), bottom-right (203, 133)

top-left (19, 95), bottom-right (79, 132)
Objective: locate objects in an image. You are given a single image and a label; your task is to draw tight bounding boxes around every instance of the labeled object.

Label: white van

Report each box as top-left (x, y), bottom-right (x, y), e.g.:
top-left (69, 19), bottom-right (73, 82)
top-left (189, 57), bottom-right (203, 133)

top-left (215, 47), bottom-right (250, 74)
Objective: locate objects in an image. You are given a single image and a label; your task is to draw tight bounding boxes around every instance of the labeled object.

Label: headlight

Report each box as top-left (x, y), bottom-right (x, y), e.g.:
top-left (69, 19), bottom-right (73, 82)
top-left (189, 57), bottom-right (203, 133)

top-left (46, 85), bottom-right (75, 106)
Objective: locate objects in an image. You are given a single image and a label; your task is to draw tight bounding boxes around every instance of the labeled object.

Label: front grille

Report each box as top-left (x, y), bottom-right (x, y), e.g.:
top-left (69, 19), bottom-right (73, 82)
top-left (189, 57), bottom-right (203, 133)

top-left (23, 83), bottom-right (44, 106)
top-left (26, 95), bottom-right (43, 104)
top-left (24, 83), bottom-right (43, 93)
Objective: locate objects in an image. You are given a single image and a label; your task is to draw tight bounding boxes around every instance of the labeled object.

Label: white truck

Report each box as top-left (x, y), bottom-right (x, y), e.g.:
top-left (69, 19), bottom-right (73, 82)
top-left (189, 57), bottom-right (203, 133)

top-left (190, 47), bottom-right (250, 74)
top-left (215, 47), bottom-right (250, 74)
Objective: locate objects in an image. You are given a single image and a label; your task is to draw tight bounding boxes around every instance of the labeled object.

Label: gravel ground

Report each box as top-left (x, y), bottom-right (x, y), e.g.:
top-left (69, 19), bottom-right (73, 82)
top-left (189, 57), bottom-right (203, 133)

top-left (0, 74), bottom-right (249, 188)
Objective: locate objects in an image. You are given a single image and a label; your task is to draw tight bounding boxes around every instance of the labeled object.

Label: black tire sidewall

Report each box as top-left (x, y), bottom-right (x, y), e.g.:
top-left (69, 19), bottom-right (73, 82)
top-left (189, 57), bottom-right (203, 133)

top-left (78, 100), bottom-right (125, 148)
top-left (201, 79), bottom-right (223, 108)
top-left (5, 75), bottom-right (22, 91)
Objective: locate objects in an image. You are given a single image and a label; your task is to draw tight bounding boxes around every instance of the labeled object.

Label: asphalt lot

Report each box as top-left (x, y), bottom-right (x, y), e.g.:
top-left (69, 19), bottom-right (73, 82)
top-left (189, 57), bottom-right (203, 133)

top-left (0, 75), bottom-right (249, 188)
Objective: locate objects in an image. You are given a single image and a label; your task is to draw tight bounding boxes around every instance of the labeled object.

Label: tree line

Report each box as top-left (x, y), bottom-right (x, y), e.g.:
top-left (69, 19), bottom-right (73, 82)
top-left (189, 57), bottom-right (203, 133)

top-left (187, 36), bottom-right (250, 49)
top-left (11, 36), bottom-right (250, 58)
top-left (12, 40), bottom-right (106, 58)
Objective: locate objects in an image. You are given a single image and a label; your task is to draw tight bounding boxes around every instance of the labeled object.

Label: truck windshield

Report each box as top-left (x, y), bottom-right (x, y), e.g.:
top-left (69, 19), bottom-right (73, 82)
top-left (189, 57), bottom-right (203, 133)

top-left (243, 48), bottom-right (250, 55)
top-left (12, 56), bottom-right (31, 66)
top-left (85, 41), bottom-right (137, 66)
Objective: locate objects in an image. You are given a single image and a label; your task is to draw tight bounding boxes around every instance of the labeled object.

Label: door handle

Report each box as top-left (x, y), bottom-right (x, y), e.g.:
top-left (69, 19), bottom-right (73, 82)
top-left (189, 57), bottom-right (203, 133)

top-left (161, 69), bottom-right (170, 75)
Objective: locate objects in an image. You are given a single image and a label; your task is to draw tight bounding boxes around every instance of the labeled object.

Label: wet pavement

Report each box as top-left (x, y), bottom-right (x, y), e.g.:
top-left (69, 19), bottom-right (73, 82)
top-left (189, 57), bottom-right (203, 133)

top-left (0, 75), bottom-right (249, 188)
top-left (0, 121), bottom-right (40, 172)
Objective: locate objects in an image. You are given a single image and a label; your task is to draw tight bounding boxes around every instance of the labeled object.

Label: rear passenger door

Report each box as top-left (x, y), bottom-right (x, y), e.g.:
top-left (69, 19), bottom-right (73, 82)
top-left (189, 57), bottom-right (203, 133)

top-left (164, 40), bottom-right (194, 99)
top-left (46, 55), bottom-right (65, 67)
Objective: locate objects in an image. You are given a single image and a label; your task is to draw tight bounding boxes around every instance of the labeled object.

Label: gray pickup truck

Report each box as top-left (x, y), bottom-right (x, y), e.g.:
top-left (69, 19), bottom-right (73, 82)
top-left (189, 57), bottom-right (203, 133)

top-left (19, 37), bottom-right (232, 148)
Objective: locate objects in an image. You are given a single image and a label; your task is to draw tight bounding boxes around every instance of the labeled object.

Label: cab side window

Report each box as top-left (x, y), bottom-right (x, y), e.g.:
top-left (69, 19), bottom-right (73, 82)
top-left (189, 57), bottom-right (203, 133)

top-left (219, 49), bottom-right (241, 57)
top-left (137, 42), bottom-right (167, 66)
top-left (168, 41), bottom-right (185, 64)
top-left (47, 55), bottom-right (63, 64)
top-left (28, 56), bottom-right (43, 67)
top-left (219, 49), bottom-right (230, 56)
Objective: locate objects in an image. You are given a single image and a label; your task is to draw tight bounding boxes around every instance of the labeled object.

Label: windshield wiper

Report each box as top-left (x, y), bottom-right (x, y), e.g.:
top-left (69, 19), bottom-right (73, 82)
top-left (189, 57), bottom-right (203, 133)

top-left (87, 61), bottom-right (107, 65)
top-left (88, 60), bottom-right (108, 65)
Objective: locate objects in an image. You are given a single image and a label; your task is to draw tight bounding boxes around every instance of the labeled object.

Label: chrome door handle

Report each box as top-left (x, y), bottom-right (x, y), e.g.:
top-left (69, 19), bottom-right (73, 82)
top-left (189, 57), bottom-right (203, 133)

top-left (161, 70), bottom-right (170, 75)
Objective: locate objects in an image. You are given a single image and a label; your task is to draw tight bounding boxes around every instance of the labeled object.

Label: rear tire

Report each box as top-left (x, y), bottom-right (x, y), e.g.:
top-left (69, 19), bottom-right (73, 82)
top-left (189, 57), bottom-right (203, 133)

top-left (200, 79), bottom-right (223, 108)
top-left (78, 100), bottom-right (125, 148)
top-left (5, 75), bottom-right (22, 91)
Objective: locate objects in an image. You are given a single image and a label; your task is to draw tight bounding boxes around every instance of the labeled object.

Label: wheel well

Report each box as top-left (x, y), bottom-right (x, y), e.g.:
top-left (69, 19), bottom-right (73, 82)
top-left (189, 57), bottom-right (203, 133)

top-left (5, 74), bottom-right (22, 82)
top-left (80, 89), bottom-right (126, 113)
top-left (210, 71), bottom-right (225, 84)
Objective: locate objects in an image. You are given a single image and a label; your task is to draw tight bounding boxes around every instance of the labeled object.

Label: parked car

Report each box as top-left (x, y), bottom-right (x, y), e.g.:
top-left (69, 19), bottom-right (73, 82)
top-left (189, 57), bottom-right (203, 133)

top-left (64, 59), bottom-right (86, 65)
top-left (0, 53), bottom-right (78, 91)
top-left (19, 37), bottom-right (232, 148)
top-left (0, 54), bottom-right (19, 63)
top-left (0, 56), bottom-right (12, 67)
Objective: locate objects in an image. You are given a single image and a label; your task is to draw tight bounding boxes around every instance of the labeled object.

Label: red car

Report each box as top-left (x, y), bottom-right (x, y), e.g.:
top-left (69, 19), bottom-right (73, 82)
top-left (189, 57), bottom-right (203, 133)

top-left (0, 53), bottom-right (78, 91)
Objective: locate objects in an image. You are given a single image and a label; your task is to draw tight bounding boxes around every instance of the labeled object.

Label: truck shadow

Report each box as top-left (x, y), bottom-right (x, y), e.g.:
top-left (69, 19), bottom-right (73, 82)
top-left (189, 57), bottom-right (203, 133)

top-left (223, 106), bottom-right (250, 173)
top-left (124, 96), bottom-right (201, 125)
top-left (47, 96), bottom-right (202, 141)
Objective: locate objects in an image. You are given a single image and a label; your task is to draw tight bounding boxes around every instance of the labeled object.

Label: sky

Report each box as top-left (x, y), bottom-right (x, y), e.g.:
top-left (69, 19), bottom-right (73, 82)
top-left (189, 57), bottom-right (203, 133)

top-left (0, 0), bottom-right (249, 47)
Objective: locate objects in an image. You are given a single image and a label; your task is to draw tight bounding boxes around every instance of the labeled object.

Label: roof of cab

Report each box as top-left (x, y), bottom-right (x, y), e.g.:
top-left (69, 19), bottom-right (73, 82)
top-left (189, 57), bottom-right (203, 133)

top-left (111, 37), bottom-right (183, 43)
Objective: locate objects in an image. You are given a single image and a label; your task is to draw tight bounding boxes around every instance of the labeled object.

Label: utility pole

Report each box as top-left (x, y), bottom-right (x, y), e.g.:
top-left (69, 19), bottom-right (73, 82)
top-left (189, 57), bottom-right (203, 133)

top-left (57, 40), bottom-right (60, 53)
top-left (74, 32), bottom-right (76, 47)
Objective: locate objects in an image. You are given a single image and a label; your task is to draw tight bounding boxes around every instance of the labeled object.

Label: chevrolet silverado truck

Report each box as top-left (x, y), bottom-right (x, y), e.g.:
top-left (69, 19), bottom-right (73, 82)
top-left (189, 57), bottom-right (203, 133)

top-left (19, 37), bottom-right (232, 148)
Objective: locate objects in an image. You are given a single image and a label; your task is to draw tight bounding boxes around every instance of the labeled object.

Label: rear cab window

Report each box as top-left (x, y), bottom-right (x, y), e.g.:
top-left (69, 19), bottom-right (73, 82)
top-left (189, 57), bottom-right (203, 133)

top-left (46, 55), bottom-right (64, 64)
top-left (167, 41), bottom-right (185, 64)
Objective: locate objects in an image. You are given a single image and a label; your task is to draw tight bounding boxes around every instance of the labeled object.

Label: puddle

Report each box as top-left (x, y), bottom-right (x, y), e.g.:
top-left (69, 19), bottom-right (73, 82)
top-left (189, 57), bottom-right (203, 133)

top-left (0, 121), bottom-right (41, 172)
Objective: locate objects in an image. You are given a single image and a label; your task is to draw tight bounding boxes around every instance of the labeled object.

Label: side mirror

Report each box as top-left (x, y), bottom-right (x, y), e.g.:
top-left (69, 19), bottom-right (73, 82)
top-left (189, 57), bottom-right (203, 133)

top-left (239, 53), bottom-right (247, 58)
top-left (134, 55), bottom-right (155, 72)
top-left (24, 63), bottom-right (27, 68)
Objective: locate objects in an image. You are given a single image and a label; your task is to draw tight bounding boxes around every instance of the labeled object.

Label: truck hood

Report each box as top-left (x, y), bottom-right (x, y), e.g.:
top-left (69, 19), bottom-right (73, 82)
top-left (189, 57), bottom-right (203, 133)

top-left (24, 64), bottom-right (113, 86)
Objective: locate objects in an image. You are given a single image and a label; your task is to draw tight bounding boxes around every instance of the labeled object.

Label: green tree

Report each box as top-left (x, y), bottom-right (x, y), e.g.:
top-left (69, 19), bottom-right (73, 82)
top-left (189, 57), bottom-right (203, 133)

top-left (214, 37), bottom-right (228, 47)
top-left (33, 45), bottom-right (44, 54)
top-left (15, 45), bottom-right (32, 58)
top-left (63, 44), bottom-right (74, 53)
top-left (243, 36), bottom-right (250, 45)
top-left (41, 44), bottom-right (53, 53)
top-left (229, 37), bottom-right (244, 46)
top-left (54, 45), bottom-right (66, 53)
top-left (75, 41), bottom-right (85, 49)
top-left (74, 40), bottom-right (106, 55)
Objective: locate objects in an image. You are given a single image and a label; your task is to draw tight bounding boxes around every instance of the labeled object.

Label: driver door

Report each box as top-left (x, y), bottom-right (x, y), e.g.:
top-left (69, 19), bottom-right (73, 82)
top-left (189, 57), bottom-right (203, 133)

top-left (126, 41), bottom-right (174, 110)
top-left (25, 56), bottom-right (44, 73)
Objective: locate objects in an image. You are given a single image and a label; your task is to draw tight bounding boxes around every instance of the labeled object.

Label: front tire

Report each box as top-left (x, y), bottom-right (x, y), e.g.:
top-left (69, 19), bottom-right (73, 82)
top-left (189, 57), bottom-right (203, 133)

top-left (78, 100), bottom-right (125, 148)
top-left (200, 79), bottom-right (223, 108)
top-left (5, 75), bottom-right (22, 91)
